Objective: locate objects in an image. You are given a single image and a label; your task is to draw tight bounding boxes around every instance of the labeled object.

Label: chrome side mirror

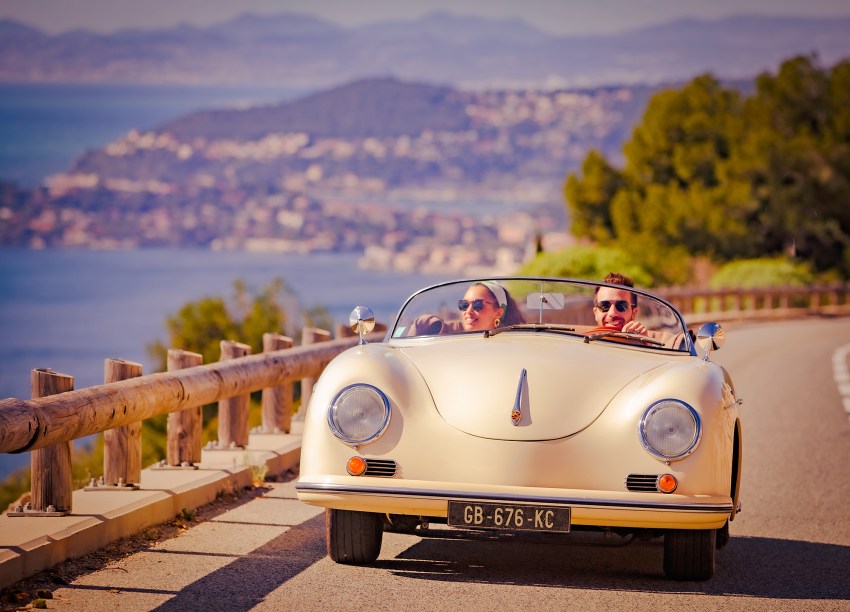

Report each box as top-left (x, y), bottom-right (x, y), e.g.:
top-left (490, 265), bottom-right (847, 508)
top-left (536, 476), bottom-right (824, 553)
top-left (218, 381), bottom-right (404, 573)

top-left (695, 322), bottom-right (725, 360)
top-left (350, 306), bottom-right (375, 345)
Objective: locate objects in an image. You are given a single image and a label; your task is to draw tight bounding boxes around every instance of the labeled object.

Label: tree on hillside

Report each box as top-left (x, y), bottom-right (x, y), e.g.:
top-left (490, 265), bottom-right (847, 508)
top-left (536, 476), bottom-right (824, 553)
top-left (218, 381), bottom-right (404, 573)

top-left (565, 55), bottom-right (850, 283)
top-left (147, 278), bottom-right (297, 371)
top-left (144, 278), bottom-right (304, 461)
top-left (738, 56), bottom-right (850, 272)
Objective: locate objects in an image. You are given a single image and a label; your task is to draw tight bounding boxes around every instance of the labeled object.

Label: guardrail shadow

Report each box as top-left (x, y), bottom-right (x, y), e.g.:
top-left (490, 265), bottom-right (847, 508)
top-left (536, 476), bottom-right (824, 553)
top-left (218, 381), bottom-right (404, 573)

top-left (150, 513), bottom-right (327, 611)
top-left (380, 534), bottom-right (850, 600)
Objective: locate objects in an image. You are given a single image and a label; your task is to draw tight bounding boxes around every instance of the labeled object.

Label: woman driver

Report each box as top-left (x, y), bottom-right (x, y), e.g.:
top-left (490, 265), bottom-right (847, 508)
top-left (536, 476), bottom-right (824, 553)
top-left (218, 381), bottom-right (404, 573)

top-left (459, 282), bottom-right (523, 331)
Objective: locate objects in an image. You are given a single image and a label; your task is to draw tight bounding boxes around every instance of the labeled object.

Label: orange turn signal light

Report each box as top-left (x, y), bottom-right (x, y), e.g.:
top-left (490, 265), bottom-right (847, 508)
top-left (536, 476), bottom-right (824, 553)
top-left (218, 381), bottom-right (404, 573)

top-left (346, 456), bottom-right (367, 476)
top-left (657, 474), bottom-right (678, 493)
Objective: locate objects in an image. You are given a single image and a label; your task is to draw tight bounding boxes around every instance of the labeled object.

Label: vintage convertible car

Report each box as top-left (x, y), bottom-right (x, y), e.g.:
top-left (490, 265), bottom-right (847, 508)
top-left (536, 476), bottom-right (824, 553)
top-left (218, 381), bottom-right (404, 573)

top-left (296, 277), bottom-right (743, 580)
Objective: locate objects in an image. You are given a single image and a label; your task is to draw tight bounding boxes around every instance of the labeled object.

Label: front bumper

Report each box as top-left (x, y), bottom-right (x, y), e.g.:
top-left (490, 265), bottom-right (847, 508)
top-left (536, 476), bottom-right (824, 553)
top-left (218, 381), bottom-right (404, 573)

top-left (296, 478), bottom-right (732, 530)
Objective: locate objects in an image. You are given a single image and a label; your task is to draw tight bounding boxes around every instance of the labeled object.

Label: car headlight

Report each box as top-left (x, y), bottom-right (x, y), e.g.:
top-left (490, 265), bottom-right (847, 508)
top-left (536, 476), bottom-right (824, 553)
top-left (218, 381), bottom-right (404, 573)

top-left (639, 399), bottom-right (701, 461)
top-left (327, 384), bottom-right (391, 446)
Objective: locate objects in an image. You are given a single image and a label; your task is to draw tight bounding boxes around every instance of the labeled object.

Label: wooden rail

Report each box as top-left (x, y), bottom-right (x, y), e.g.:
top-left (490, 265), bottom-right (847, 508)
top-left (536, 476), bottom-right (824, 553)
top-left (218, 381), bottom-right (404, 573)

top-left (0, 326), bottom-right (384, 514)
top-left (657, 283), bottom-right (850, 324)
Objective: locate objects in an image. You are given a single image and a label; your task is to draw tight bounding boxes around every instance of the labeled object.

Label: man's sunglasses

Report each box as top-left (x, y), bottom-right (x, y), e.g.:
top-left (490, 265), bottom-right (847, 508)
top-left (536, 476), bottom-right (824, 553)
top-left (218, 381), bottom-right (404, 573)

top-left (595, 300), bottom-right (631, 313)
top-left (458, 299), bottom-right (495, 312)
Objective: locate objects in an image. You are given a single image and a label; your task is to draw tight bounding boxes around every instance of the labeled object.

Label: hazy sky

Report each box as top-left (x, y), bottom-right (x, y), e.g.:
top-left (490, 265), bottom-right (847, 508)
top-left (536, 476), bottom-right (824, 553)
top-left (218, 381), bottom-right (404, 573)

top-left (2, 0), bottom-right (849, 36)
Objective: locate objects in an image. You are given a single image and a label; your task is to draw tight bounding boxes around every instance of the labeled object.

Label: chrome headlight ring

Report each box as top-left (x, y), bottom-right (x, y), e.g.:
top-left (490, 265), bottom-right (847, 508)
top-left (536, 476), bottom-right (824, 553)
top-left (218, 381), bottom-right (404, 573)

top-left (639, 399), bottom-right (701, 462)
top-left (327, 383), bottom-right (391, 446)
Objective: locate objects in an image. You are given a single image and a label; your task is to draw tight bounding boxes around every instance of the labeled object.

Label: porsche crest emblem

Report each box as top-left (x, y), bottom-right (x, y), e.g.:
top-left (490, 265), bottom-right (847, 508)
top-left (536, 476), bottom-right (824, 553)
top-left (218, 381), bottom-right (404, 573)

top-left (511, 369), bottom-right (528, 426)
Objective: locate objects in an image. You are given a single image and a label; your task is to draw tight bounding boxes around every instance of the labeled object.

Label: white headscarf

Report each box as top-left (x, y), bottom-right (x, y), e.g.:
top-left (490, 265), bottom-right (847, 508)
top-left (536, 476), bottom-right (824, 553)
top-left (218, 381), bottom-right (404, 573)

top-left (481, 281), bottom-right (507, 311)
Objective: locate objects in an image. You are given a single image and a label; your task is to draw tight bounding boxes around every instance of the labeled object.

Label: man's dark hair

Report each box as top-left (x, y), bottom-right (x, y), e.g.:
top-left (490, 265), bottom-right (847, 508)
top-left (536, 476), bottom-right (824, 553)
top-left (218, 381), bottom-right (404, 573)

top-left (602, 272), bottom-right (634, 287)
top-left (595, 272), bottom-right (638, 307)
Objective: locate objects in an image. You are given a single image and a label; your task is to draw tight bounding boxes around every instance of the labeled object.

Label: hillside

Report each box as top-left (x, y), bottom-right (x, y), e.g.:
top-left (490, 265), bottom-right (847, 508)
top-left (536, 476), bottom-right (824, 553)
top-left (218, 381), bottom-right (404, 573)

top-left (62, 77), bottom-right (659, 194)
top-left (1, 77), bottom-right (664, 273)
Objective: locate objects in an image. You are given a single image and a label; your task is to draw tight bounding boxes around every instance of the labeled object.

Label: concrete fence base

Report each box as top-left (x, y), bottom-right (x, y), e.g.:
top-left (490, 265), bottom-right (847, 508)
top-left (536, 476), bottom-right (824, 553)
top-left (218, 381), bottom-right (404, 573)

top-left (0, 429), bottom-right (302, 589)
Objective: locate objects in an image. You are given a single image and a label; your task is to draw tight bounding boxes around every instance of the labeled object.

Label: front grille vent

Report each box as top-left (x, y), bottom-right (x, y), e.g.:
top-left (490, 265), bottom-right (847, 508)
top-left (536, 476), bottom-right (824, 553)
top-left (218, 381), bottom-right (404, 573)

top-left (364, 459), bottom-right (397, 477)
top-left (625, 474), bottom-right (659, 492)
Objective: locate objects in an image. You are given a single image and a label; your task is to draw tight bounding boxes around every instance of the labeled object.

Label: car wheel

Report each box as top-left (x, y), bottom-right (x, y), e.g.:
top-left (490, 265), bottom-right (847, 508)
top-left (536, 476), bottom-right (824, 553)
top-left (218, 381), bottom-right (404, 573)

top-left (715, 520), bottom-right (730, 549)
top-left (663, 528), bottom-right (716, 580)
top-left (326, 508), bottom-right (384, 564)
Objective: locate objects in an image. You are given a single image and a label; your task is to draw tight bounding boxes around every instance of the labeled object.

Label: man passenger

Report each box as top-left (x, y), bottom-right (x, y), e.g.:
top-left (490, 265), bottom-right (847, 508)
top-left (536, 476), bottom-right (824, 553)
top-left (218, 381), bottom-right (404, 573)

top-left (593, 272), bottom-right (648, 335)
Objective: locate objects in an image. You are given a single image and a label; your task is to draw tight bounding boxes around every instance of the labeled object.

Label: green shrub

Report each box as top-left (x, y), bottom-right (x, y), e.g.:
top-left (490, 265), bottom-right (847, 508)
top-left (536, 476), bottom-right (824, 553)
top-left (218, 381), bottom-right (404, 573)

top-left (518, 245), bottom-right (653, 286)
top-left (709, 258), bottom-right (814, 289)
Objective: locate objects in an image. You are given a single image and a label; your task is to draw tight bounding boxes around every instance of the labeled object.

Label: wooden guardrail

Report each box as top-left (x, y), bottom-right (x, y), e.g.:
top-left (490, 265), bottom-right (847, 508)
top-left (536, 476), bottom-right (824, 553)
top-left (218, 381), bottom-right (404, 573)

top-left (1, 325), bottom-right (384, 515)
top-left (657, 283), bottom-right (850, 324)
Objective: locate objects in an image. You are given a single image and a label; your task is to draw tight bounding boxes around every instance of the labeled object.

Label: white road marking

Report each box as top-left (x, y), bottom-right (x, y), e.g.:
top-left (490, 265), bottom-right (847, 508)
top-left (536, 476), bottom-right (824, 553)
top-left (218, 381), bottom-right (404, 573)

top-left (832, 344), bottom-right (850, 422)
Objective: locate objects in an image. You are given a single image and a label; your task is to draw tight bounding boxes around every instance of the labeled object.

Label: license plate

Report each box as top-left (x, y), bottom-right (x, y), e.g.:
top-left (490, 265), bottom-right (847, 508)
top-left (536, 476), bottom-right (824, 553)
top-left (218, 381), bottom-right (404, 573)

top-left (447, 500), bottom-right (570, 533)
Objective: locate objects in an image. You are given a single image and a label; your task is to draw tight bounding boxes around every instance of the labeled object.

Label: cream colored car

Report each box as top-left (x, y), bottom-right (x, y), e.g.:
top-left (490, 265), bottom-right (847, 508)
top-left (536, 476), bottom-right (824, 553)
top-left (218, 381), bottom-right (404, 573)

top-left (296, 277), bottom-right (743, 580)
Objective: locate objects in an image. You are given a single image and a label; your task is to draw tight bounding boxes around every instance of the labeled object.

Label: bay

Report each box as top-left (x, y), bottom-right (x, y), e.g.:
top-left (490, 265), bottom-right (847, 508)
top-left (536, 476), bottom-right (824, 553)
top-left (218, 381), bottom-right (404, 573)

top-left (0, 82), bottom-right (309, 187)
top-left (0, 247), bottom-right (456, 477)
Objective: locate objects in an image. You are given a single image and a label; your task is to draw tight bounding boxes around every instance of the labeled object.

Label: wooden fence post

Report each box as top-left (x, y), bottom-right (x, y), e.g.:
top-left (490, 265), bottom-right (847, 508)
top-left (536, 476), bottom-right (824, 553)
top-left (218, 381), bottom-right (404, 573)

top-left (829, 286), bottom-right (839, 308)
top-left (779, 288), bottom-right (790, 310)
top-left (167, 349), bottom-right (203, 465)
top-left (261, 333), bottom-right (293, 433)
top-left (30, 369), bottom-right (74, 514)
top-left (335, 322), bottom-right (357, 338)
top-left (218, 340), bottom-right (252, 448)
top-left (297, 327), bottom-right (332, 419)
top-left (103, 359), bottom-right (143, 486)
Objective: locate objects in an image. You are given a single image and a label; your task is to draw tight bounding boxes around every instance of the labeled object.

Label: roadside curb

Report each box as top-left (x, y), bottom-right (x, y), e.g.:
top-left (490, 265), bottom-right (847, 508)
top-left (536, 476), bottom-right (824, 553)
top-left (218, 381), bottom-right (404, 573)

top-left (0, 430), bottom-right (302, 589)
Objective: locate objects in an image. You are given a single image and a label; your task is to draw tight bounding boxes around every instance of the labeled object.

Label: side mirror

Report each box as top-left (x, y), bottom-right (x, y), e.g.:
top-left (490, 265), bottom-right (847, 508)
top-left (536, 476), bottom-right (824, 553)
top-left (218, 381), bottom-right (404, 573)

top-left (695, 322), bottom-right (725, 360)
top-left (350, 306), bottom-right (376, 345)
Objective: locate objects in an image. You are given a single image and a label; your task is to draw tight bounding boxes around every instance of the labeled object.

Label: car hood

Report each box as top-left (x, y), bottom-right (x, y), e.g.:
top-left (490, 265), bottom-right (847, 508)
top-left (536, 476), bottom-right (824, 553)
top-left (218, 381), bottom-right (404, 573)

top-left (397, 334), bottom-right (676, 441)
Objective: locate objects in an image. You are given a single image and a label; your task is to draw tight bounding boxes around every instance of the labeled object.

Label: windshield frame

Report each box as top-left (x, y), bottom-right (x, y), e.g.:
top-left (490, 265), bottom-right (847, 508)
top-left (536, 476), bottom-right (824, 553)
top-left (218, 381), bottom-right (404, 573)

top-left (388, 276), bottom-right (694, 354)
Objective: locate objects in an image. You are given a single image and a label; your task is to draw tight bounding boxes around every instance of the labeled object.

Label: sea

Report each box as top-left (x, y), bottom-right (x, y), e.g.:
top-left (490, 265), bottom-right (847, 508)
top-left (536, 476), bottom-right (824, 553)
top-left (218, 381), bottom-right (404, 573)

top-left (0, 82), bottom-right (461, 478)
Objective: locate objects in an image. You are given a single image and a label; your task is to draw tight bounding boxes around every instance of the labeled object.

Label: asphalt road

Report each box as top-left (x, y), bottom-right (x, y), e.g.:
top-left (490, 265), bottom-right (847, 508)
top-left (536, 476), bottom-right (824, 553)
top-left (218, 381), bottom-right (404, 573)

top-left (20, 318), bottom-right (850, 611)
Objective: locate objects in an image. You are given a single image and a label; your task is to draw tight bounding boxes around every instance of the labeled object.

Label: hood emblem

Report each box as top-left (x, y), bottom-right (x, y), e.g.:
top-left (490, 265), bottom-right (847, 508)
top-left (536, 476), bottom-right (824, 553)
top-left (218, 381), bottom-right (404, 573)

top-left (511, 369), bottom-right (528, 426)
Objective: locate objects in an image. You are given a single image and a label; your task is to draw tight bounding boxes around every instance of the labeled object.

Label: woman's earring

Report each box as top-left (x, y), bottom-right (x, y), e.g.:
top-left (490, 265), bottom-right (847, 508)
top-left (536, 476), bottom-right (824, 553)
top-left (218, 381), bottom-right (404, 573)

top-left (493, 317), bottom-right (501, 327)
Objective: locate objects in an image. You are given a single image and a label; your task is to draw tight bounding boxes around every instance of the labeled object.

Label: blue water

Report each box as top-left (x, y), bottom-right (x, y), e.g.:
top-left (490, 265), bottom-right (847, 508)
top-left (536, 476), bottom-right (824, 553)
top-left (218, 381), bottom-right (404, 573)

top-left (0, 248), bottom-right (456, 477)
top-left (0, 82), bottom-right (309, 187)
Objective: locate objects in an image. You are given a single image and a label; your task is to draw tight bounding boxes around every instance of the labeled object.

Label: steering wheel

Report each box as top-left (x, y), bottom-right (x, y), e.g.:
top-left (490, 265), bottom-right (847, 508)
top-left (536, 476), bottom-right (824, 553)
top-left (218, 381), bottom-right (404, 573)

top-left (583, 325), bottom-right (622, 335)
top-left (583, 324), bottom-right (665, 346)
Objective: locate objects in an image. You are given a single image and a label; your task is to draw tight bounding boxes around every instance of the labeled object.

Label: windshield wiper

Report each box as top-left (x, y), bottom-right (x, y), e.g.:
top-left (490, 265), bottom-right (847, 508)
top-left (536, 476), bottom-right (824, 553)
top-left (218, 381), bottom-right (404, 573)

top-left (484, 323), bottom-right (576, 338)
top-left (583, 330), bottom-right (665, 346)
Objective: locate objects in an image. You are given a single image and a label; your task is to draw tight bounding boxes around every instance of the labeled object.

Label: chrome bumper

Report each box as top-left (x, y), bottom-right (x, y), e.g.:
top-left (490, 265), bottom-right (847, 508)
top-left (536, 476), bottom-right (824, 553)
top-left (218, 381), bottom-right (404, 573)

top-left (296, 481), bottom-right (734, 514)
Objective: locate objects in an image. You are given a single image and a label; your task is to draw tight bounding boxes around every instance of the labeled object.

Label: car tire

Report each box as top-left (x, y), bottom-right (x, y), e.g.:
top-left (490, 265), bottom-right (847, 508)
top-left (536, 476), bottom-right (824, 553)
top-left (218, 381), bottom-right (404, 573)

top-left (663, 528), bottom-right (716, 581)
top-left (715, 520), bottom-right (730, 549)
top-left (326, 508), bottom-right (384, 564)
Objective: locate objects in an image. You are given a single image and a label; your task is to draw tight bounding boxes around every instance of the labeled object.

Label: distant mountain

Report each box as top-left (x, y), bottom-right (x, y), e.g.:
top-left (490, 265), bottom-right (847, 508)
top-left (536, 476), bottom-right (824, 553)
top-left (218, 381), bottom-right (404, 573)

top-left (354, 11), bottom-right (556, 46)
top-left (156, 78), bottom-right (474, 141)
top-left (0, 12), bottom-right (848, 89)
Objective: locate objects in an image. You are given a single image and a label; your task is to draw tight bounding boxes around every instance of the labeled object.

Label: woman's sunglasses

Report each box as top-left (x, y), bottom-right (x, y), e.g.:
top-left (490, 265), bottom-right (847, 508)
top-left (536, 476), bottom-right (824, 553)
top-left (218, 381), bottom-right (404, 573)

top-left (458, 299), bottom-right (495, 312)
top-left (595, 300), bottom-right (631, 313)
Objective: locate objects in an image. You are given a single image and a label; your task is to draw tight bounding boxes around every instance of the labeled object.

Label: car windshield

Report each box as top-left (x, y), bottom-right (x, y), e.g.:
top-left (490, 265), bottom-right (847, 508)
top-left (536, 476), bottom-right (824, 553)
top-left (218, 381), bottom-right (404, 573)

top-left (390, 277), bottom-right (692, 353)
